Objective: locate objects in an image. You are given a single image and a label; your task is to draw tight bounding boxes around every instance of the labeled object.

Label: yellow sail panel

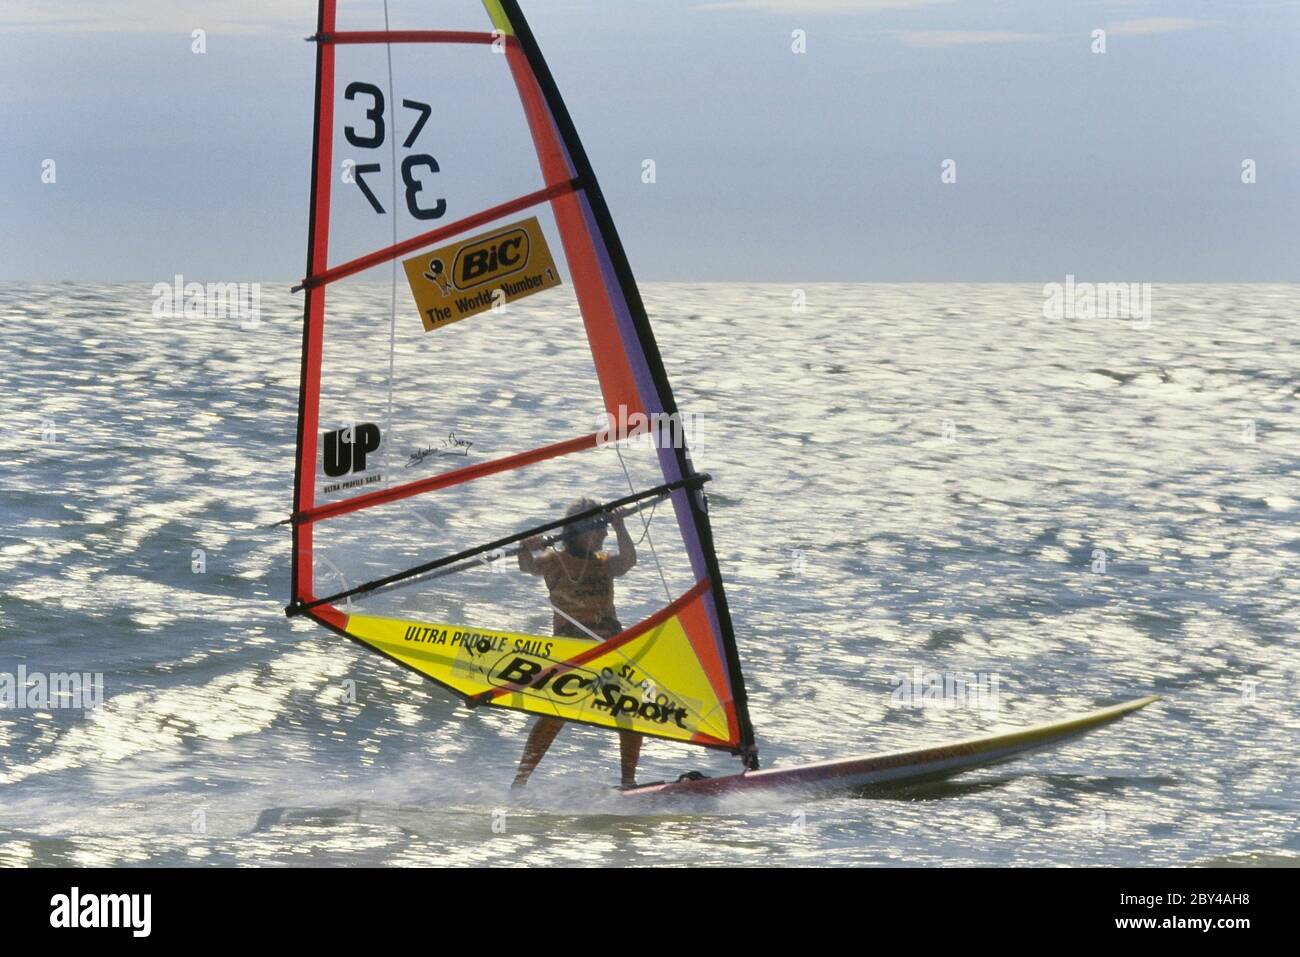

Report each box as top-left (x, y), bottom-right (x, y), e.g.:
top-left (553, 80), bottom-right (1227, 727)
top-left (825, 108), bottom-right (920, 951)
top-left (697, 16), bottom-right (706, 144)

top-left (344, 587), bottom-right (738, 746)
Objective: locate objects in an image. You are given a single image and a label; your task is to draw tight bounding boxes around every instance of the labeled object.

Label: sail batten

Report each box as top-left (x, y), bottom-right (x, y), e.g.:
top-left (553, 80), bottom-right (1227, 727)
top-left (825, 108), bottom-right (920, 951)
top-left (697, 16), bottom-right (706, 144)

top-left (290, 0), bottom-right (757, 762)
top-left (313, 30), bottom-right (501, 45)
top-left (292, 431), bottom-right (602, 525)
top-left (296, 178), bottom-right (581, 292)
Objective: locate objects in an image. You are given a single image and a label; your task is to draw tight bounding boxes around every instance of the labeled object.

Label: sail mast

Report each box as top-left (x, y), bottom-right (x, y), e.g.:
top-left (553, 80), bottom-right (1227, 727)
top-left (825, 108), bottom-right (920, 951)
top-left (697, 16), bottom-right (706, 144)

top-left (291, 0), bottom-right (337, 611)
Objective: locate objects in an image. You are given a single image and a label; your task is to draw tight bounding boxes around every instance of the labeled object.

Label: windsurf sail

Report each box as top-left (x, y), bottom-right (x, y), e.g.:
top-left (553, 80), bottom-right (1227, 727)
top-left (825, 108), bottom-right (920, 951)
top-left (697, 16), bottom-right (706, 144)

top-left (287, 0), bottom-right (758, 764)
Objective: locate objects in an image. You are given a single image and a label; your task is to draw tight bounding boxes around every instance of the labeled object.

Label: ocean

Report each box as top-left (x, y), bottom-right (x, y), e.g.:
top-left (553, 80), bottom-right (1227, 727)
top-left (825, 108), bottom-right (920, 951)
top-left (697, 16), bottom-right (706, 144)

top-left (0, 281), bottom-right (1296, 866)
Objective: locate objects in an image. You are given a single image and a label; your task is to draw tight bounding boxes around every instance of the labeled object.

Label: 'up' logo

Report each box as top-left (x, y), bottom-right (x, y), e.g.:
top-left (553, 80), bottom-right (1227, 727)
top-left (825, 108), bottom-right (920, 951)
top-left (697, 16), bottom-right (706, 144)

top-left (323, 423), bottom-right (381, 477)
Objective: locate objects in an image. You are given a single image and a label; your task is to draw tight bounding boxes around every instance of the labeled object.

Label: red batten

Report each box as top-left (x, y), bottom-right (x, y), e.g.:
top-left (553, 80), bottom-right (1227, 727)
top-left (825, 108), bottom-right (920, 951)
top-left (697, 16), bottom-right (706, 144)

top-left (296, 179), bottom-right (581, 291)
top-left (296, 432), bottom-right (604, 525)
top-left (314, 30), bottom-right (505, 45)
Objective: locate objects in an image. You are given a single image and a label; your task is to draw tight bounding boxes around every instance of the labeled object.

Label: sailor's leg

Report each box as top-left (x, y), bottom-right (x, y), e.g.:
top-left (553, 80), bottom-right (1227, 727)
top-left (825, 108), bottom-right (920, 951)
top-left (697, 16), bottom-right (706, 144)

top-left (512, 716), bottom-right (564, 789)
top-left (619, 730), bottom-right (643, 788)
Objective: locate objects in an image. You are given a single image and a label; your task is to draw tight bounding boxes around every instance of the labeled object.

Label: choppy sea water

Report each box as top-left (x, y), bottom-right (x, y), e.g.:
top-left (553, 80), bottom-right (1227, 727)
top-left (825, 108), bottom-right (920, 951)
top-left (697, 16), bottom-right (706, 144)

top-left (0, 281), bottom-right (1296, 867)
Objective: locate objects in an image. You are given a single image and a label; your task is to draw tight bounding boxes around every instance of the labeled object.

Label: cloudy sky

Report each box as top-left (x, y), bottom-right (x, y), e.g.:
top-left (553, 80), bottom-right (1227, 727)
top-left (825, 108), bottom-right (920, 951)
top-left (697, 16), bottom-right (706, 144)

top-left (2, 0), bottom-right (1297, 281)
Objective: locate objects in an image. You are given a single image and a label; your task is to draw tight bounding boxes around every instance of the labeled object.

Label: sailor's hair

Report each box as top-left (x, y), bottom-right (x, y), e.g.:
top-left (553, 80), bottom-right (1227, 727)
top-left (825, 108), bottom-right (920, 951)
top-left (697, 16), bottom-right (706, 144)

top-left (562, 497), bottom-right (605, 552)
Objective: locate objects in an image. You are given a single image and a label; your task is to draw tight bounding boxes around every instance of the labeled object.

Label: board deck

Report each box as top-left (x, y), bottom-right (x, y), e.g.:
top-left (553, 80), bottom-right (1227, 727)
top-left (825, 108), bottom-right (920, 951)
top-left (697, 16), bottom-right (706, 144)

top-left (620, 695), bottom-right (1161, 800)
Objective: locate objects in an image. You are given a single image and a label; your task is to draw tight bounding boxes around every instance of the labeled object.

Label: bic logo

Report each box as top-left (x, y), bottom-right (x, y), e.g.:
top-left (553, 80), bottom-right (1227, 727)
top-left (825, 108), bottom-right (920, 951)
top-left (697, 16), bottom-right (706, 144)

top-left (323, 423), bottom-right (381, 477)
top-left (454, 227), bottom-right (529, 288)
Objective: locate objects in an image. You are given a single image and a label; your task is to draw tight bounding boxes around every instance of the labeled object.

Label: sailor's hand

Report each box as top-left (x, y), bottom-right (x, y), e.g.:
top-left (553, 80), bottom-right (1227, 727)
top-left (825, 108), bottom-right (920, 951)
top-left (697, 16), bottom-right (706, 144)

top-left (523, 535), bottom-right (545, 552)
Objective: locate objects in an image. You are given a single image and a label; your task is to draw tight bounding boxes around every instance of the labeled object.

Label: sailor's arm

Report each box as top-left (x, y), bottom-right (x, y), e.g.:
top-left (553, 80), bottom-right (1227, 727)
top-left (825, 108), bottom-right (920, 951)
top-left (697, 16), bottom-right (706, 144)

top-left (607, 510), bottom-right (637, 576)
top-left (518, 535), bottom-right (550, 574)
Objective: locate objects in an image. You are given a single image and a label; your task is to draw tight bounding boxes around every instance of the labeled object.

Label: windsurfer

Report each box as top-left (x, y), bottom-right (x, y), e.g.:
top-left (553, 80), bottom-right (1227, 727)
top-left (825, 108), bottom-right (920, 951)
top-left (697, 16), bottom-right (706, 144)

top-left (511, 498), bottom-right (641, 789)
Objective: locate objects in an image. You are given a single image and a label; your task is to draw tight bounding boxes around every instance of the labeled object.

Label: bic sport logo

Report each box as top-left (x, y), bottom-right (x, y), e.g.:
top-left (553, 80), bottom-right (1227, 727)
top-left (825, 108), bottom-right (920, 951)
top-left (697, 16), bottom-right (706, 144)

top-left (486, 652), bottom-right (691, 729)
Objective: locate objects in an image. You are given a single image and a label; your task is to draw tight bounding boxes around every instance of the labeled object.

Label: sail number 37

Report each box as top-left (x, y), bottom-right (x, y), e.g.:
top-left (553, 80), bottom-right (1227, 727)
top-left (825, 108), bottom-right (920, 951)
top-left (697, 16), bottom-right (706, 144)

top-left (344, 81), bottom-right (446, 221)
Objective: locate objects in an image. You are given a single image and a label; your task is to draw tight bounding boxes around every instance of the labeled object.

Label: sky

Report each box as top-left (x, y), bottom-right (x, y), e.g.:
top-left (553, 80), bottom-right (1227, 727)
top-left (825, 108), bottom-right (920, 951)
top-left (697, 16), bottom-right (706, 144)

top-left (1, 0), bottom-right (1297, 282)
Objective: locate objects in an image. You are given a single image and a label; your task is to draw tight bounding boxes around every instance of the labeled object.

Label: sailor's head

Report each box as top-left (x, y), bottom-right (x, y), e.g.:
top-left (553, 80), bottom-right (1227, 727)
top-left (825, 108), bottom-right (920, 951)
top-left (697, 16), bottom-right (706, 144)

top-left (563, 496), bottom-right (608, 556)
